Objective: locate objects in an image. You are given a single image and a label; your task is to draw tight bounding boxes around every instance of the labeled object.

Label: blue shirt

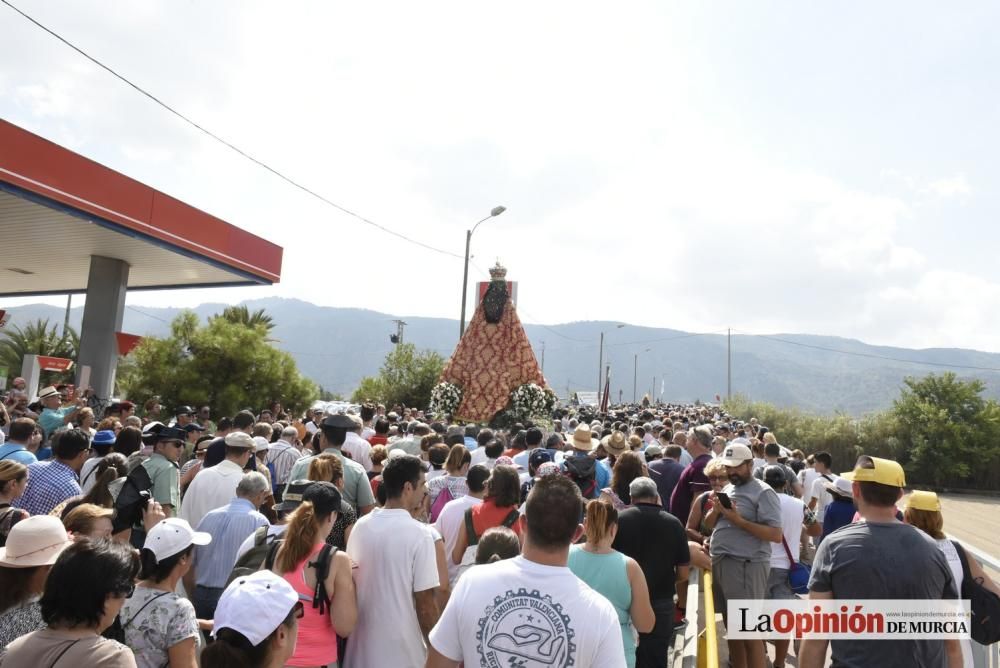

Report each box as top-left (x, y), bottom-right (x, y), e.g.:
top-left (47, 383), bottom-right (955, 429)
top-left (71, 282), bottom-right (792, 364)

top-left (193, 498), bottom-right (268, 588)
top-left (38, 407), bottom-right (74, 438)
top-left (0, 443), bottom-right (37, 466)
top-left (822, 498), bottom-right (857, 539)
top-left (463, 436), bottom-right (478, 451)
top-left (15, 459), bottom-right (81, 516)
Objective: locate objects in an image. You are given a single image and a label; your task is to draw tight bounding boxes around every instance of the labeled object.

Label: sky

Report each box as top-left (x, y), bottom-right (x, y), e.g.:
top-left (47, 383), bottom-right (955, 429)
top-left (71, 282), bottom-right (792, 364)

top-left (1, 1), bottom-right (999, 351)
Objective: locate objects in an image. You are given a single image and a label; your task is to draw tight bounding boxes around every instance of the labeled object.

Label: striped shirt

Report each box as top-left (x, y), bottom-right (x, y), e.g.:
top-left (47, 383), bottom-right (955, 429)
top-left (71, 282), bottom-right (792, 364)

top-left (192, 498), bottom-right (267, 588)
top-left (15, 459), bottom-right (80, 516)
top-left (266, 440), bottom-right (303, 486)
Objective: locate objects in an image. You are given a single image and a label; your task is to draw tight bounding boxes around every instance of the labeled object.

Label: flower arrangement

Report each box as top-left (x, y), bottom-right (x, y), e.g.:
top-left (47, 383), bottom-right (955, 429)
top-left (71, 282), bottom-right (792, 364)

top-left (510, 383), bottom-right (552, 419)
top-left (429, 382), bottom-right (463, 416)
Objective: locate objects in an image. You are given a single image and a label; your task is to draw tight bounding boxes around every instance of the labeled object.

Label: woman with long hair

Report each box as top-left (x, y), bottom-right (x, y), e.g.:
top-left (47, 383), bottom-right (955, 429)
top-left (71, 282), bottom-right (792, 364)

top-left (427, 444), bottom-right (471, 522)
top-left (599, 451), bottom-right (646, 510)
top-left (201, 570), bottom-right (301, 668)
top-left (685, 458), bottom-right (728, 570)
top-left (123, 518), bottom-right (209, 668)
top-left (451, 465), bottom-right (522, 567)
top-left (1, 537), bottom-right (139, 665)
top-left (0, 461), bottom-right (29, 547)
top-left (905, 491), bottom-right (1000, 668)
top-left (0, 516), bottom-right (74, 650)
top-left (569, 499), bottom-right (654, 668)
top-left (270, 481), bottom-right (356, 668)
top-left (306, 454), bottom-right (357, 550)
top-left (52, 452), bottom-right (128, 519)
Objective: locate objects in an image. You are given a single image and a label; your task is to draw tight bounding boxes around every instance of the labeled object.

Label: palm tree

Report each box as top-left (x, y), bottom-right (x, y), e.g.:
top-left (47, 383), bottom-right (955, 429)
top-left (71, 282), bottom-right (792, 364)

top-left (0, 319), bottom-right (79, 385)
top-left (216, 305), bottom-right (275, 332)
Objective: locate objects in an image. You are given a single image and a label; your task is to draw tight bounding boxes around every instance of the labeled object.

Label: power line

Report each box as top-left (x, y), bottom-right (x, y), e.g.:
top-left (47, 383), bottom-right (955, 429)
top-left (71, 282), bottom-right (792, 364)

top-left (741, 331), bottom-right (1000, 373)
top-left (1, 0), bottom-right (462, 260)
top-left (125, 305), bottom-right (170, 324)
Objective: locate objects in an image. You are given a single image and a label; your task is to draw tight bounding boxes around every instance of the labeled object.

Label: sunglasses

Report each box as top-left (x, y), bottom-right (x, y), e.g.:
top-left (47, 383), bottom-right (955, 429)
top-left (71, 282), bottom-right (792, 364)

top-left (195, 449), bottom-right (208, 456)
top-left (116, 582), bottom-right (136, 599)
top-left (708, 475), bottom-right (727, 482)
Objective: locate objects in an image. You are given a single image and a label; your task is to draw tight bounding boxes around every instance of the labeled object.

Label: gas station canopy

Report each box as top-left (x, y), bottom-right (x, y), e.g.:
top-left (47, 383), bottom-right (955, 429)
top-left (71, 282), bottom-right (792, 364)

top-left (0, 119), bottom-right (282, 296)
top-left (0, 119), bottom-right (283, 400)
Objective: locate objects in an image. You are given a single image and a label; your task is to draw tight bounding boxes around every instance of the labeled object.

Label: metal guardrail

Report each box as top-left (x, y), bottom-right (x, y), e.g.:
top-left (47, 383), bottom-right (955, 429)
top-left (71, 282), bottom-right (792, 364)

top-left (675, 539), bottom-right (999, 668)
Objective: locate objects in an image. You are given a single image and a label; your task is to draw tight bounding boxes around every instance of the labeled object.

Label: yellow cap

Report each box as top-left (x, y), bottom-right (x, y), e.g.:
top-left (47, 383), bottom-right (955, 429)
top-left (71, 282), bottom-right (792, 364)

top-left (840, 456), bottom-right (906, 488)
top-left (905, 490), bottom-right (941, 512)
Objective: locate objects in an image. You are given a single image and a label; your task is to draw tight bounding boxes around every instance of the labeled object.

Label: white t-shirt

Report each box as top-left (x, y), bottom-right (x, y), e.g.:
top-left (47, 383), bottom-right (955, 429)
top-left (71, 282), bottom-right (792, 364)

top-left (344, 508), bottom-right (440, 668)
top-left (79, 455), bottom-right (103, 493)
top-left (771, 494), bottom-right (806, 570)
top-left (179, 459), bottom-right (246, 529)
top-left (808, 473), bottom-right (837, 521)
top-left (434, 494), bottom-right (483, 583)
top-left (430, 556), bottom-right (626, 668)
top-left (343, 432), bottom-right (373, 472)
top-left (799, 467), bottom-right (819, 500)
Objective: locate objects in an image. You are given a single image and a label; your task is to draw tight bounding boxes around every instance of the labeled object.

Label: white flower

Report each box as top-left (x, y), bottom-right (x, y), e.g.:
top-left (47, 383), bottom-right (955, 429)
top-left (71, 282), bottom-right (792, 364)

top-left (430, 382), bottom-right (463, 415)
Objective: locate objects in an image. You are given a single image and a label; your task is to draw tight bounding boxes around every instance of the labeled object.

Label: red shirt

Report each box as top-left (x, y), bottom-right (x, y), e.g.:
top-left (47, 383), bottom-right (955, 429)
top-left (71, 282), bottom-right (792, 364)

top-left (367, 434), bottom-right (388, 446)
top-left (471, 498), bottom-right (522, 539)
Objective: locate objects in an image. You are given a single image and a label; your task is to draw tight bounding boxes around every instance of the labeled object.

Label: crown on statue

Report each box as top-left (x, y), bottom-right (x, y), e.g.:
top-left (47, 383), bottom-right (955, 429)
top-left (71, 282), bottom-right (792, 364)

top-left (489, 261), bottom-right (507, 282)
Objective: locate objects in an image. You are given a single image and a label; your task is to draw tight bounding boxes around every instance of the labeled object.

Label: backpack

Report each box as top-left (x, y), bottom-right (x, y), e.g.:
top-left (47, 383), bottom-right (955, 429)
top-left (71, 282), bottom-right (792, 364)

top-left (227, 526), bottom-right (281, 586)
top-left (429, 485), bottom-right (454, 524)
top-left (953, 540), bottom-right (1000, 644)
top-left (112, 465), bottom-right (154, 534)
top-left (563, 456), bottom-right (597, 499)
top-left (464, 506), bottom-right (519, 547)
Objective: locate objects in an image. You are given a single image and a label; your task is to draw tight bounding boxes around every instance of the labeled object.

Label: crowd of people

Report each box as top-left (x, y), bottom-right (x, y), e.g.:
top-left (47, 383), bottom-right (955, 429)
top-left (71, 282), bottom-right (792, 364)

top-left (0, 382), bottom-right (997, 667)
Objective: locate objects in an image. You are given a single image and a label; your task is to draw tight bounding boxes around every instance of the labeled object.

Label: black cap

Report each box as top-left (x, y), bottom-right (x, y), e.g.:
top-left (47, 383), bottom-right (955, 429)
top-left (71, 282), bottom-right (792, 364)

top-left (156, 426), bottom-right (188, 443)
top-left (183, 423), bottom-right (206, 432)
top-left (529, 449), bottom-right (552, 469)
top-left (175, 406), bottom-right (194, 416)
top-left (321, 414), bottom-right (356, 430)
top-left (763, 465), bottom-right (786, 487)
top-left (273, 479), bottom-right (313, 513)
top-left (302, 480), bottom-right (341, 515)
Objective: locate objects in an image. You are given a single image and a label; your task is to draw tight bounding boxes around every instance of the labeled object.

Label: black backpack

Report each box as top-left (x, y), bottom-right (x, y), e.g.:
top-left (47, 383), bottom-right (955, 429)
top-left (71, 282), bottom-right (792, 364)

top-left (953, 540), bottom-right (1000, 645)
top-left (249, 538), bottom-right (337, 614)
top-left (112, 465), bottom-right (153, 534)
top-left (563, 456), bottom-right (597, 499)
top-left (464, 506), bottom-right (519, 547)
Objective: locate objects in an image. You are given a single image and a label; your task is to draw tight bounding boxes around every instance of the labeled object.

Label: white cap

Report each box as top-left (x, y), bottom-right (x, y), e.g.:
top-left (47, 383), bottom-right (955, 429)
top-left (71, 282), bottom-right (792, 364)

top-left (251, 436), bottom-right (270, 452)
top-left (143, 518), bottom-right (211, 563)
top-left (717, 443), bottom-right (754, 467)
top-left (213, 570), bottom-right (298, 645)
top-left (224, 432), bottom-right (255, 449)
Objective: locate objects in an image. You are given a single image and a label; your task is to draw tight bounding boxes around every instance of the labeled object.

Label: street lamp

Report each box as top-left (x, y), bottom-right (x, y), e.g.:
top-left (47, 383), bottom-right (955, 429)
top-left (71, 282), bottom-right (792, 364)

top-left (460, 206), bottom-right (507, 337)
top-left (597, 324), bottom-right (625, 397)
top-left (634, 348), bottom-right (650, 403)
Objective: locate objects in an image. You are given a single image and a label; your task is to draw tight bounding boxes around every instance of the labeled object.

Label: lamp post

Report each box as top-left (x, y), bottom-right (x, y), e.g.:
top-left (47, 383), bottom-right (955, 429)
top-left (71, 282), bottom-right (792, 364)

top-left (597, 324), bottom-right (625, 396)
top-left (633, 348), bottom-right (650, 403)
top-left (459, 206), bottom-right (506, 337)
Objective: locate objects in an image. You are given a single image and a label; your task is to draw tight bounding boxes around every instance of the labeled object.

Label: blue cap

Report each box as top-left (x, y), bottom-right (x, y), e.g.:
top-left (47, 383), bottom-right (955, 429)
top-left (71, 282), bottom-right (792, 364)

top-left (92, 430), bottom-right (116, 446)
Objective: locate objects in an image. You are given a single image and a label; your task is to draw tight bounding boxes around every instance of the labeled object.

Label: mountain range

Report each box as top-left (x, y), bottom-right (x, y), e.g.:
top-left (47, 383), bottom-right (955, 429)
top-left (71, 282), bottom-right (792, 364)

top-left (6, 297), bottom-right (1000, 415)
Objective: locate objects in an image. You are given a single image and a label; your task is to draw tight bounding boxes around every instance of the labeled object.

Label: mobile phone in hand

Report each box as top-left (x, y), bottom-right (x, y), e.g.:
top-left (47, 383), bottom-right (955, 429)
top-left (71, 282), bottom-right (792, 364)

top-left (716, 492), bottom-right (733, 509)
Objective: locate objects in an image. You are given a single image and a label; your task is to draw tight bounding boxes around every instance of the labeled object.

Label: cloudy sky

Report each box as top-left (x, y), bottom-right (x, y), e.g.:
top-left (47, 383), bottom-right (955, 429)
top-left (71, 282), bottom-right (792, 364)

top-left (1, 1), bottom-right (998, 351)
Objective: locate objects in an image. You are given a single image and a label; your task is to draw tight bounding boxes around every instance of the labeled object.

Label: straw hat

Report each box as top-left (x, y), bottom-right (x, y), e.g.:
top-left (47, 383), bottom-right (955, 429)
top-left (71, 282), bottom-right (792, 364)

top-left (0, 515), bottom-right (73, 568)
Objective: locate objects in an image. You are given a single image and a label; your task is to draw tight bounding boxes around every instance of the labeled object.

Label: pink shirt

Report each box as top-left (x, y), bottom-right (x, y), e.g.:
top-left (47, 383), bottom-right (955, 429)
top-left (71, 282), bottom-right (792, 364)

top-left (281, 543), bottom-right (338, 667)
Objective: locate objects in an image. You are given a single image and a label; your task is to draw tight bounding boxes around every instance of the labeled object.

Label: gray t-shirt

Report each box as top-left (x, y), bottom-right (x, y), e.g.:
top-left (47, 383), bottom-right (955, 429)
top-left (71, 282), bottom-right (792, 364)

top-left (709, 478), bottom-right (782, 562)
top-left (809, 521), bottom-right (957, 668)
top-left (753, 462), bottom-right (798, 492)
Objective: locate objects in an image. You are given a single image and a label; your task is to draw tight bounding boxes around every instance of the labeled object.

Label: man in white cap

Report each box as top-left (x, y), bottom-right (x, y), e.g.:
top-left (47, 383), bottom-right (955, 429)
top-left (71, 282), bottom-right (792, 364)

top-left (703, 442), bottom-right (782, 668)
top-left (180, 432), bottom-right (256, 530)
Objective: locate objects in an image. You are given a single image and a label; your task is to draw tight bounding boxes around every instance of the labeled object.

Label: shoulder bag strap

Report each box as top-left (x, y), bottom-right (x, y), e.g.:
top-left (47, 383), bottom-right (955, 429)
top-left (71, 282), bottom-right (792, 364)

top-left (48, 639), bottom-right (82, 668)
top-left (952, 540), bottom-right (972, 585)
top-left (781, 536), bottom-right (797, 567)
top-left (464, 506), bottom-right (479, 546)
top-left (123, 591), bottom-right (171, 629)
top-left (264, 538), bottom-right (282, 570)
top-left (501, 509), bottom-right (520, 528)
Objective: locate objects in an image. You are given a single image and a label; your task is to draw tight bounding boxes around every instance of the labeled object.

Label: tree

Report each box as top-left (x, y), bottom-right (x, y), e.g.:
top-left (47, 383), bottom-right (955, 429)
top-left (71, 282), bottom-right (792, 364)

top-left (0, 319), bottom-right (79, 386)
top-left (121, 311), bottom-right (315, 418)
top-left (351, 343), bottom-right (445, 409)
top-left (890, 373), bottom-right (1000, 488)
top-left (214, 305), bottom-right (275, 333)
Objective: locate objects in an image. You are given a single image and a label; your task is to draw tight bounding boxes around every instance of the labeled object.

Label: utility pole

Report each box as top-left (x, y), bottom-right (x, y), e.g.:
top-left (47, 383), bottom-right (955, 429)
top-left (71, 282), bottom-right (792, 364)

top-left (597, 331), bottom-right (604, 396)
top-left (390, 320), bottom-right (407, 345)
top-left (727, 328), bottom-right (732, 401)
